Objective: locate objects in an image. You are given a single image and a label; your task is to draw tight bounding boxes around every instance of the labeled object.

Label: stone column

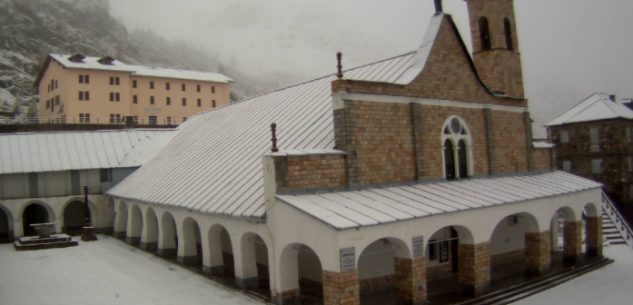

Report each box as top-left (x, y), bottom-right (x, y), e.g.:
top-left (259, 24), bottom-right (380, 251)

top-left (524, 231), bottom-right (551, 276)
top-left (563, 221), bottom-right (582, 264)
top-left (585, 217), bottom-right (603, 257)
top-left (394, 257), bottom-right (427, 304)
top-left (233, 239), bottom-right (259, 288)
top-left (458, 242), bottom-right (490, 296)
top-left (322, 270), bottom-right (359, 305)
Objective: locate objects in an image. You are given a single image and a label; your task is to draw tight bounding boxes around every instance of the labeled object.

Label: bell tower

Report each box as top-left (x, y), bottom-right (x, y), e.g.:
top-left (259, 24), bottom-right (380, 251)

top-left (465, 0), bottom-right (524, 98)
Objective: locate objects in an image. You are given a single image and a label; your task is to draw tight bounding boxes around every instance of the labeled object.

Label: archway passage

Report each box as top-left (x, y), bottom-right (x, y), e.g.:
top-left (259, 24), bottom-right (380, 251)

top-left (583, 203), bottom-right (603, 257)
top-left (489, 213), bottom-right (542, 289)
top-left (158, 212), bottom-right (178, 257)
top-left (550, 207), bottom-right (580, 265)
top-left (358, 238), bottom-right (412, 305)
top-left (141, 207), bottom-right (159, 251)
top-left (63, 201), bottom-right (90, 236)
top-left (278, 243), bottom-right (323, 305)
top-left (127, 205), bottom-right (143, 246)
top-left (22, 204), bottom-right (50, 236)
top-left (426, 227), bottom-right (460, 299)
top-left (238, 233), bottom-right (270, 296)
top-left (178, 217), bottom-right (202, 268)
top-left (0, 208), bottom-right (11, 243)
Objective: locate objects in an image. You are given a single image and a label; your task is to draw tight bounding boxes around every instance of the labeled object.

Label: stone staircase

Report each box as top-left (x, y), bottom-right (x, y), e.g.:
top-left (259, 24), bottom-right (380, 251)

top-left (602, 209), bottom-right (626, 246)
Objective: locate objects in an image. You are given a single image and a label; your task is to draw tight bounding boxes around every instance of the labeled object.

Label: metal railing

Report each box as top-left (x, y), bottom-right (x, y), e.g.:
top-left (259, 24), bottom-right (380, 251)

top-left (601, 192), bottom-right (633, 248)
top-left (0, 117), bottom-right (186, 126)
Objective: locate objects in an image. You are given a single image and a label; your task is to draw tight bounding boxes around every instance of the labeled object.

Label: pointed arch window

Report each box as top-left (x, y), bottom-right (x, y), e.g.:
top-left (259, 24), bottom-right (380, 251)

top-left (442, 116), bottom-right (473, 180)
top-left (479, 17), bottom-right (491, 51)
top-left (504, 18), bottom-right (513, 50)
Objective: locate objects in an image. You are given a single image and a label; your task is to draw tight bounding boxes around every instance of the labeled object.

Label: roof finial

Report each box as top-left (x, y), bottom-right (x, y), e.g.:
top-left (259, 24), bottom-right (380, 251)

top-left (271, 123), bottom-right (279, 153)
top-left (336, 52), bottom-right (343, 79)
top-left (434, 0), bottom-right (443, 14)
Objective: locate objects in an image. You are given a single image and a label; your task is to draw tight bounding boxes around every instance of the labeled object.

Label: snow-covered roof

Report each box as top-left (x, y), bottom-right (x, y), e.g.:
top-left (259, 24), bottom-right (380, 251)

top-left (546, 93), bottom-right (633, 127)
top-left (42, 54), bottom-right (234, 84)
top-left (0, 129), bottom-right (177, 175)
top-left (277, 171), bottom-right (601, 230)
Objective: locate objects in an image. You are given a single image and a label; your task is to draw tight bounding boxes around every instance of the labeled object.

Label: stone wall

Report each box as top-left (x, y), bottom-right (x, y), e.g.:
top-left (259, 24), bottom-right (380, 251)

top-left (274, 154), bottom-right (347, 191)
top-left (490, 111), bottom-right (528, 174)
top-left (490, 249), bottom-right (524, 267)
top-left (322, 270), bottom-right (360, 305)
top-left (532, 148), bottom-right (553, 171)
top-left (458, 242), bottom-right (490, 296)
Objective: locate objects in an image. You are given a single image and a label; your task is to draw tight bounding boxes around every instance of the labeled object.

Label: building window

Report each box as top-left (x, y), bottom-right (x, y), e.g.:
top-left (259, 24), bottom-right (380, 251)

top-left (116, 114), bottom-right (121, 123)
top-left (85, 75), bottom-right (89, 84)
top-left (167, 117), bottom-right (172, 126)
top-left (627, 127), bottom-right (631, 144)
top-left (51, 100), bottom-right (55, 112)
top-left (560, 130), bottom-right (570, 143)
top-left (197, 84), bottom-right (201, 92)
top-left (150, 81), bottom-right (154, 89)
top-left (133, 95), bottom-right (138, 104)
top-left (182, 98), bottom-right (186, 106)
top-left (56, 96), bottom-right (60, 105)
top-left (212, 86), bottom-right (215, 94)
top-left (504, 18), bottom-right (513, 50)
top-left (100, 168), bottom-right (112, 183)
top-left (79, 113), bottom-right (90, 123)
top-left (183, 117), bottom-right (187, 122)
top-left (84, 92), bottom-right (89, 101)
top-left (79, 75), bottom-right (83, 83)
top-left (591, 159), bottom-right (602, 174)
top-left (149, 116), bottom-right (157, 126)
top-left (166, 82), bottom-right (170, 90)
top-left (46, 100), bottom-right (50, 109)
top-left (51, 79), bottom-right (54, 91)
top-left (479, 17), bottom-right (491, 51)
top-left (110, 92), bottom-right (115, 102)
top-left (182, 83), bottom-right (186, 91)
top-left (110, 77), bottom-right (114, 85)
top-left (116, 77), bottom-right (120, 85)
top-left (562, 160), bottom-right (572, 172)
top-left (48, 84), bottom-right (50, 92)
top-left (166, 97), bottom-right (171, 105)
top-left (442, 116), bottom-right (472, 180)
top-left (133, 116), bottom-right (138, 124)
top-left (110, 114), bottom-right (115, 124)
top-left (79, 91), bottom-right (84, 101)
top-left (85, 113), bottom-right (90, 123)
top-left (116, 93), bottom-right (120, 102)
top-left (79, 113), bottom-right (84, 123)
top-left (55, 80), bottom-right (58, 89)
top-left (212, 100), bottom-right (216, 108)
top-left (590, 128), bottom-right (600, 152)
top-left (197, 99), bottom-right (201, 107)
top-left (133, 80), bottom-right (137, 88)
top-left (150, 96), bottom-right (155, 105)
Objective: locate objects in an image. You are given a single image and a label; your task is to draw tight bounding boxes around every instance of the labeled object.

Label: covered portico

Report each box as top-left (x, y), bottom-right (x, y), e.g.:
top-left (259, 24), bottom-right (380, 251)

top-left (268, 171), bottom-right (604, 305)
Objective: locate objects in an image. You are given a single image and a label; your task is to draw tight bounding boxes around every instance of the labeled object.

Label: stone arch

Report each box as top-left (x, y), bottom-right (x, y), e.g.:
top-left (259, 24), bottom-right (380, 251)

top-left (21, 201), bottom-right (54, 237)
top-left (0, 204), bottom-right (14, 242)
top-left (114, 201), bottom-right (128, 239)
top-left (357, 237), bottom-right (412, 304)
top-left (583, 203), bottom-right (599, 218)
top-left (141, 207), bottom-right (159, 251)
top-left (126, 204), bottom-right (143, 246)
top-left (178, 217), bottom-right (202, 267)
top-left (61, 198), bottom-right (97, 235)
top-left (489, 212), bottom-right (542, 282)
top-left (157, 211), bottom-right (177, 256)
top-left (479, 16), bottom-right (491, 51)
top-left (504, 18), bottom-right (513, 50)
top-left (278, 243), bottom-right (323, 305)
top-left (426, 225), bottom-right (475, 298)
top-left (550, 207), bottom-right (580, 265)
top-left (205, 224), bottom-right (234, 277)
top-left (238, 232), bottom-right (270, 289)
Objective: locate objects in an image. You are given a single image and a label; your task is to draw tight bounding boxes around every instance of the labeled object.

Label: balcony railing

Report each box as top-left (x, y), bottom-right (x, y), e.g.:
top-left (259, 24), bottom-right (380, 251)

top-left (0, 117), bottom-right (187, 126)
top-left (601, 192), bottom-right (633, 248)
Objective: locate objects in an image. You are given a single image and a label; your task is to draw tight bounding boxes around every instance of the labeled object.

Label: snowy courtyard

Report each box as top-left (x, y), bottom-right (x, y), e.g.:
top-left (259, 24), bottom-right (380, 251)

top-left (0, 236), bottom-right (263, 305)
top-left (1, 235), bottom-right (632, 305)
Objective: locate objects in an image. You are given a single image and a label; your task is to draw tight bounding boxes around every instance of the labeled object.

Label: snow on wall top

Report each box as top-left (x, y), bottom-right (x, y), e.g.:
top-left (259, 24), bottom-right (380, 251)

top-left (546, 93), bottom-right (633, 127)
top-left (106, 49), bottom-right (423, 219)
top-left (48, 54), bottom-right (234, 84)
top-left (277, 171), bottom-right (602, 230)
top-left (0, 129), bottom-right (177, 175)
top-left (533, 142), bottom-right (554, 148)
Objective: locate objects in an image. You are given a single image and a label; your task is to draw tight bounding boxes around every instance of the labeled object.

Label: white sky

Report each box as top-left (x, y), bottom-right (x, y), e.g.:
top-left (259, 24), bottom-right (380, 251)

top-left (109, 0), bottom-right (633, 137)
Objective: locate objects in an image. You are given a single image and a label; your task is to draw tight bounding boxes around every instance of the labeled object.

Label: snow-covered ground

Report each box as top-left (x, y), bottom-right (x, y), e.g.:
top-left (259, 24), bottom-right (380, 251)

top-left (1, 235), bottom-right (632, 305)
top-left (0, 235), bottom-right (264, 305)
top-left (516, 245), bottom-right (633, 305)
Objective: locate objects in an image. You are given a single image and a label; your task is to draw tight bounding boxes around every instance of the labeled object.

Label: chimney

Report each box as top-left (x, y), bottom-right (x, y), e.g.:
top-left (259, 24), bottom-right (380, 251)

top-left (609, 94), bottom-right (616, 102)
top-left (434, 0), bottom-right (443, 14)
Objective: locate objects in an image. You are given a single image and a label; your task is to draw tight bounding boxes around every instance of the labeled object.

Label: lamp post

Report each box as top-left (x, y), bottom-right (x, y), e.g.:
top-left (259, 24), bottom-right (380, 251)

top-left (83, 185), bottom-right (89, 226)
top-left (81, 185), bottom-right (97, 241)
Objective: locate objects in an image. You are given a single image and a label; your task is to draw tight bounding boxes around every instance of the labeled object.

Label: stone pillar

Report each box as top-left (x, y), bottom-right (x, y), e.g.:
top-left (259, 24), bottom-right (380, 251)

top-left (585, 217), bottom-right (603, 257)
top-left (524, 231), bottom-right (551, 276)
top-left (394, 257), bottom-right (427, 304)
top-left (333, 100), bottom-right (359, 188)
top-left (322, 270), bottom-right (359, 305)
top-left (563, 221), bottom-right (582, 264)
top-left (458, 242), bottom-right (490, 296)
top-left (233, 239), bottom-right (259, 288)
top-left (483, 109), bottom-right (496, 175)
top-left (523, 112), bottom-right (534, 171)
top-left (410, 103), bottom-right (426, 181)
top-left (277, 289), bottom-right (300, 305)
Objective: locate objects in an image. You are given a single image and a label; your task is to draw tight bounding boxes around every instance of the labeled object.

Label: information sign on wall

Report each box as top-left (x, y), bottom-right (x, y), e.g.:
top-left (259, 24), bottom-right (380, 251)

top-left (340, 247), bottom-right (355, 272)
top-left (412, 236), bottom-right (424, 258)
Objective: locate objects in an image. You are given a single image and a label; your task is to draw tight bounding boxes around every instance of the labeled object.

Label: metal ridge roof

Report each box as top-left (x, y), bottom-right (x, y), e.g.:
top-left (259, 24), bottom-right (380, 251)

top-left (276, 171), bottom-right (602, 230)
top-left (546, 93), bottom-right (633, 127)
top-left (0, 129), bottom-right (177, 174)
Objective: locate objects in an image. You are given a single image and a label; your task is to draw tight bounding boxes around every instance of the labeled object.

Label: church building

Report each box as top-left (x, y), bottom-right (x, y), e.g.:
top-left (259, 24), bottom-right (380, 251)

top-left (106, 1), bottom-right (605, 304)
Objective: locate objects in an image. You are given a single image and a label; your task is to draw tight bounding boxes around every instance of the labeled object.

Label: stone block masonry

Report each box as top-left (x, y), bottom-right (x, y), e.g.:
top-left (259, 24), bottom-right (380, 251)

top-left (458, 242), bottom-right (490, 296)
top-left (394, 257), bottom-right (427, 304)
top-left (532, 148), bottom-right (553, 171)
top-left (525, 231), bottom-right (551, 276)
top-left (322, 270), bottom-right (360, 305)
top-left (274, 154), bottom-right (347, 191)
top-left (563, 221), bottom-right (582, 264)
top-left (585, 217), bottom-right (603, 257)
